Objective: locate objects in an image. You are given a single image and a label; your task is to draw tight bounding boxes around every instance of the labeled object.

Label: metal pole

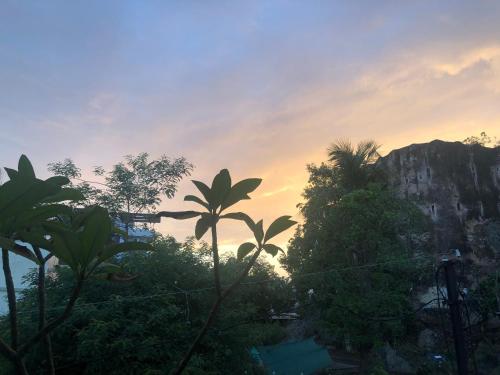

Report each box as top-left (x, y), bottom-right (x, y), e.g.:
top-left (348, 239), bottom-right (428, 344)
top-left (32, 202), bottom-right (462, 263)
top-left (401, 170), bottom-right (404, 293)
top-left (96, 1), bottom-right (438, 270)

top-left (443, 260), bottom-right (468, 375)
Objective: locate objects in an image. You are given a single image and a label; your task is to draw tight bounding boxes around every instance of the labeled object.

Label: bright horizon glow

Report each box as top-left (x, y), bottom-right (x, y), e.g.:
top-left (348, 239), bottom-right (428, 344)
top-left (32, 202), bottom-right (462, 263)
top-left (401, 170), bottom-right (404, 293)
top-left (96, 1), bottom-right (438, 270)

top-left (1, 1), bottom-right (500, 270)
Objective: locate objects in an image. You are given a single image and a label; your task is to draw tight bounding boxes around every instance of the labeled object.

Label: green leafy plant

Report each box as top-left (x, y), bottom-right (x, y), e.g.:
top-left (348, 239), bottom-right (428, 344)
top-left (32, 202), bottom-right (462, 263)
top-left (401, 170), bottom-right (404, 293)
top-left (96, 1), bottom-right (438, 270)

top-left (0, 156), bottom-right (151, 375)
top-left (48, 153), bottom-right (193, 232)
top-left (157, 169), bottom-right (296, 374)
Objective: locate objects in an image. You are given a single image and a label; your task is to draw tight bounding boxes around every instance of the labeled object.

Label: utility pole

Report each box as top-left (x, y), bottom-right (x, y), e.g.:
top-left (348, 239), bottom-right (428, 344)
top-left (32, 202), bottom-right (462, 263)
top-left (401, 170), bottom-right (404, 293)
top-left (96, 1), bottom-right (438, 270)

top-left (442, 259), bottom-right (468, 375)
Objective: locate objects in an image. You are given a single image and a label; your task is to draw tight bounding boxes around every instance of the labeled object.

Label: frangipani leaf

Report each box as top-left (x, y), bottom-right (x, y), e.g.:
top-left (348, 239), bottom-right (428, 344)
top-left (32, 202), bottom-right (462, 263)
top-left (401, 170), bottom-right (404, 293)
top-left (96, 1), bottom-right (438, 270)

top-left (80, 206), bottom-right (112, 266)
top-left (156, 211), bottom-right (202, 220)
top-left (195, 215), bottom-right (212, 240)
top-left (4, 168), bottom-right (18, 180)
top-left (184, 195), bottom-right (209, 210)
top-left (14, 204), bottom-right (72, 229)
top-left (192, 181), bottom-right (212, 206)
top-left (221, 178), bottom-right (262, 210)
top-left (263, 216), bottom-right (297, 243)
top-left (237, 242), bottom-right (256, 260)
top-left (220, 212), bottom-right (255, 232)
top-left (45, 224), bottom-right (81, 271)
top-left (41, 188), bottom-right (84, 203)
top-left (45, 176), bottom-right (70, 187)
top-left (263, 244), bottom-right (282, 257)
top-left (254, 220), bottom-right (264, 245)
top-left (0, 178), bottom-right (59, 218)
top-left (71, 206), bottom-right (101, 230)
top-left (18, 155), bottom-right (35, 179)
top-left (0, 238), bottom-right (35, 264)
top-left (210, 169), bottom-right (231, 208)
top-left (11, 243), bottom-right (39, 263)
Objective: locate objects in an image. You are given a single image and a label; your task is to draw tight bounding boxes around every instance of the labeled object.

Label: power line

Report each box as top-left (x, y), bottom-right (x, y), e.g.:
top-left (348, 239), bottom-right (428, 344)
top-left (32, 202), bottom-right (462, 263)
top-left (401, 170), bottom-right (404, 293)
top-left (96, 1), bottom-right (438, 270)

top-left (10, 255), bottom-right (437, 372)
top-left (72, 177), bottom-right (109, 188)
top-left (16, 255), bottom-right (435, 316)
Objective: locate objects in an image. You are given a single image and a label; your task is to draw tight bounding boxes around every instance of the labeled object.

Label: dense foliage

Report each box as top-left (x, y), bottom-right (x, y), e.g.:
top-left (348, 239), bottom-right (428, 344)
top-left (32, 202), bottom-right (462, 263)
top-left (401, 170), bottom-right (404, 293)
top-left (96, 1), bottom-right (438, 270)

top-left (2, 236), bottom-right (290, 374)
top-left (0, 156), bottom-right (155, 374)
top-left (281, 142), bottom-right (430, 357)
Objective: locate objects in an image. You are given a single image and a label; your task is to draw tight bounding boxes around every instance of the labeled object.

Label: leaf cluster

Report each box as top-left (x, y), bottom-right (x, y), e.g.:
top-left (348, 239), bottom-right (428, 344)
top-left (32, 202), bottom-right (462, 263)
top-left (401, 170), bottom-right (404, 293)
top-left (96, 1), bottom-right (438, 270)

top-left (158, 169), bottom-right (297, 260)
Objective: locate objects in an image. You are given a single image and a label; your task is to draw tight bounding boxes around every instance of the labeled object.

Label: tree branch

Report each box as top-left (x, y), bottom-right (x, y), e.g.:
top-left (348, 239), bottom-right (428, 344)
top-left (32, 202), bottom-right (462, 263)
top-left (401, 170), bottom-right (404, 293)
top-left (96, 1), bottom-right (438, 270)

top-left (173, 248), bottom-right (263, 374)
top-left (33, 246), bottom-right (55, 375)
top-left (2, 249), bottom-right (18, 350)
top-left (211, 222), bottom-right (222, 298)
top-left (18, 276), bottom-right (84, 356)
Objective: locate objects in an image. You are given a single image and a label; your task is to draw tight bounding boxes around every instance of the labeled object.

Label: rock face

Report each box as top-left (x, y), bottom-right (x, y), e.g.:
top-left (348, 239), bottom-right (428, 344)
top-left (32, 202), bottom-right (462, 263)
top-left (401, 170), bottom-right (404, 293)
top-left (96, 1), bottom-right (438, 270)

top-left (379, 140), bottom-right (500, 272)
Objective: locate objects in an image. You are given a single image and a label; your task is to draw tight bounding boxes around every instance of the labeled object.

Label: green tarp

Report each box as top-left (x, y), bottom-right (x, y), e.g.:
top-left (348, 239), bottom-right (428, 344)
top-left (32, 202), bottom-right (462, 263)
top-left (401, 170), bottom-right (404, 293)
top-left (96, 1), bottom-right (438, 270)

top-left (253, 338), bottom-right (334, 375)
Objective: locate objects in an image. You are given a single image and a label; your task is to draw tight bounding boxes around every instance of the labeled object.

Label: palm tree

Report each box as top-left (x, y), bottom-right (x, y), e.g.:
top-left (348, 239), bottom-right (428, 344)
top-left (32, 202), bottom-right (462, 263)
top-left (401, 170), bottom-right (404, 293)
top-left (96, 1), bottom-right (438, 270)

top-left (327, 139), bottom-right (381, 191)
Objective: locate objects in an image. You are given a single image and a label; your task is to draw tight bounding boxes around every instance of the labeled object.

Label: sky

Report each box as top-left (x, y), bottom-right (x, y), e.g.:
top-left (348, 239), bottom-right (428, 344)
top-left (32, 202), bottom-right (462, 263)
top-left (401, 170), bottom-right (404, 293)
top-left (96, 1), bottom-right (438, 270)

top-left (1, 1), bottom-right (500, 265)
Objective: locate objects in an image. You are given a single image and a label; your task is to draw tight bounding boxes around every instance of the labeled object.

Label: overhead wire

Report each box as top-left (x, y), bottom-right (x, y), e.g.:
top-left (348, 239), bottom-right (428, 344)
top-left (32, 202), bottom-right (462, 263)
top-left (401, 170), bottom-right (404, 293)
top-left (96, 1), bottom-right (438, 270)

top-left (8, 254), bottom-right (452, 373)
top-left (16, 255), bottom-right (435, 316)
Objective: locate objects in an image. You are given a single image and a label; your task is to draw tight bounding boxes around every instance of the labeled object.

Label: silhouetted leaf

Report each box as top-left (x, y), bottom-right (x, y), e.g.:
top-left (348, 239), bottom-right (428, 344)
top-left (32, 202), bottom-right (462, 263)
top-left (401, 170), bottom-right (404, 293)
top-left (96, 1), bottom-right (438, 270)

top-left (221, 178), bottom-right (262, 210)
top-left (195, 215), bottom-right (212, 240)
top-left (263, 244), bottom-right (282, 257)
top-left (220, 212), bottom-right (255, 231)
top-left (81, 206), bottom-right (112, 265)
top-left (43, 223), bottom-right (81, 271)
top-left (4, 168), bottom-right (18, 180)
top-left (237, 242), bottom-right (256, 260)
top-left (156, 211), bottom-right (202, 220)
top-left (14, 204), bottom-right (73, 228)
top-left (254, 220), bottom-right (264, 244)
top-left (192, 180), bottom-right (212, 206)
top-left (263, 216), bottom-right (297, 243)
top-left (11, 243), bottom-right (39, 263)
top-left (0, 178), bottom-right (59, 218)
top-left (41, 188), bottom-right (84, 204)
top-left (184, 195), bottom-right (209, 210)
top-left (45, 176), bottom-right (71, 187)
top-left (210, 169), bottom-right (231, 208)
top-left (18, 155), bottom-right (35, 179)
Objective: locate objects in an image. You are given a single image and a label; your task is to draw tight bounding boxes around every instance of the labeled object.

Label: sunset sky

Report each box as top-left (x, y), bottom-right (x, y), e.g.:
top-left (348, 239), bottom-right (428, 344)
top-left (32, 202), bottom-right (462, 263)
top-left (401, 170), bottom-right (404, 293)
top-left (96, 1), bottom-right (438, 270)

top-left (1, 1), bottom-right (500, 263)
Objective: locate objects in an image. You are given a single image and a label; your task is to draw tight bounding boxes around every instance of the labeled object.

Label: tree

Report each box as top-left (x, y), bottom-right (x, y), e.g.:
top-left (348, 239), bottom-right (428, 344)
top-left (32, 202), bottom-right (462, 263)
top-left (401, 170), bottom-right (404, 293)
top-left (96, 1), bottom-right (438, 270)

top-left (158, 169), bottom-right (296, 373)
top-left (281, 141), bottom-right (429, 361)
top-left (0, 156), bottom-right (151, 375)
top-left (327, 139), bottom-right (382, 191)
top-left (48, 153), bottom-right (193, 231)
top-left (463, 131), bottom-right (499, 147)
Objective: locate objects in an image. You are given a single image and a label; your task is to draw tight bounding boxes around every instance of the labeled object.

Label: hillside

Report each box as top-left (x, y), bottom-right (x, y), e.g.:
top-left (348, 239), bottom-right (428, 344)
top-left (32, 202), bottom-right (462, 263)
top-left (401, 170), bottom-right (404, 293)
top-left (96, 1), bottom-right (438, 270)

top-left (379, 140), bottom-right (500, 274)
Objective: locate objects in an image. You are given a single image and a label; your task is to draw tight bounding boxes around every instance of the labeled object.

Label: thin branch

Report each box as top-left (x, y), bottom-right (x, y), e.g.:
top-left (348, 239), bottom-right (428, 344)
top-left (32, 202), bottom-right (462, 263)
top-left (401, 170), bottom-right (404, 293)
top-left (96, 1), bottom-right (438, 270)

top-left (18, 277), bottom-right (84, 356)
top-left (33, 246), bottom-right (55, 375)
top-left (2, 249), bottom-right (18, 350)
top-left (173, 248), bottom-right (263, 374)
top-left (211, 222), bottom-right (222, 298)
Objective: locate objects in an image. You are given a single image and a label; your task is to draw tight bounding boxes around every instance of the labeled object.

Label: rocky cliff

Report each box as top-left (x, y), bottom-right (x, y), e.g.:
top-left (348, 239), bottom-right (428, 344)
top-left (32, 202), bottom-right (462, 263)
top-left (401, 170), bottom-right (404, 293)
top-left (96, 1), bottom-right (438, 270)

top-left (379, 140), bottom-right (500, 273)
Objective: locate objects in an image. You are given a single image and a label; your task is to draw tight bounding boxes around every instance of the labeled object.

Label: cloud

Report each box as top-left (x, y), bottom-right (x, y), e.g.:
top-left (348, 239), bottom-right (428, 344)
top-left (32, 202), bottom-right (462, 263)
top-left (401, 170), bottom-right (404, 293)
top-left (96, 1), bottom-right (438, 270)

top-left (261, 185), bottom-right (293, 198)
top-left (2, 1), bottom-right (500, 273)
top-left (431, 46), bottom-right (500, 76)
